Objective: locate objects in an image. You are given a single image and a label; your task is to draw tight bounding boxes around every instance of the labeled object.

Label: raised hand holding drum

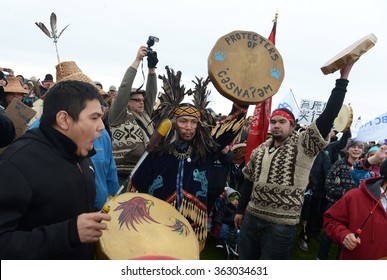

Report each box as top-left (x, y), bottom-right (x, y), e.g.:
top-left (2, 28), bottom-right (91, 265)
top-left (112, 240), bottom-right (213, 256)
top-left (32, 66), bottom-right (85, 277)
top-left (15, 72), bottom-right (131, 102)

top-left (321, 33), bottom-right (377, 75)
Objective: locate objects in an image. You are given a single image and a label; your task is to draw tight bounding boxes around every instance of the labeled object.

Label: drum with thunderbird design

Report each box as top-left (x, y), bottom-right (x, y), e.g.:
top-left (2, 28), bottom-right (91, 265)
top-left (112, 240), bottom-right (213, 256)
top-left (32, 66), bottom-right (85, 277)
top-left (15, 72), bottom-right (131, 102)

top-left (95, 192), bottom-right (199, 260)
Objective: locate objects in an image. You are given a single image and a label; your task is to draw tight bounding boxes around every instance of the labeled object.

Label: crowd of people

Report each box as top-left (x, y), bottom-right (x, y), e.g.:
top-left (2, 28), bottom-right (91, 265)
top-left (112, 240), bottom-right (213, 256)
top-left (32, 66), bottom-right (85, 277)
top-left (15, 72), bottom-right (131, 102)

top-left (0, 48), bottom-right (386, 260)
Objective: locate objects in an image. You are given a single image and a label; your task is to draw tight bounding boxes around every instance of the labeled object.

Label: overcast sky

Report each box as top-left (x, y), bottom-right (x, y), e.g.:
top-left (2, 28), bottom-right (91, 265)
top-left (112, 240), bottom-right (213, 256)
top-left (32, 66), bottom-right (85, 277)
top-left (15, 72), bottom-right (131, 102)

top-left (2, 0), bottom-right (386, 123)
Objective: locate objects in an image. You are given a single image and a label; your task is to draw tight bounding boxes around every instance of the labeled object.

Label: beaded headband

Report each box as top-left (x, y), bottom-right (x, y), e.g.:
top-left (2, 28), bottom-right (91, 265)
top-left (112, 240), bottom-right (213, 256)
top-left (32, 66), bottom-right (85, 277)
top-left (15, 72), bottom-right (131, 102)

top-left (173, 104), bottom-right (201, 119)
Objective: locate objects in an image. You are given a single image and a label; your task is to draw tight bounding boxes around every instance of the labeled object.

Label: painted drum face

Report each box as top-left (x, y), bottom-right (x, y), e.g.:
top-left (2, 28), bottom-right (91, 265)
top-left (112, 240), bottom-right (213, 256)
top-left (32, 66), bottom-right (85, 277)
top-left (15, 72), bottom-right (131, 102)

top-left (208, 30), bottom-right (285, 105)
top-left (95, 192), bottom-right (199, 260)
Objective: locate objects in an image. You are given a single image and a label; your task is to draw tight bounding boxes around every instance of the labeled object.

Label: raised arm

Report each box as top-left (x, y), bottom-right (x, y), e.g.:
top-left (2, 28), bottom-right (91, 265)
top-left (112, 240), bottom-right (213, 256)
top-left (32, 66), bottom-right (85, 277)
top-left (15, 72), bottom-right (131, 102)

top-left (316, 61), bottom-right (356, 139)
top-left (109, 46), bottom-right (147, 126)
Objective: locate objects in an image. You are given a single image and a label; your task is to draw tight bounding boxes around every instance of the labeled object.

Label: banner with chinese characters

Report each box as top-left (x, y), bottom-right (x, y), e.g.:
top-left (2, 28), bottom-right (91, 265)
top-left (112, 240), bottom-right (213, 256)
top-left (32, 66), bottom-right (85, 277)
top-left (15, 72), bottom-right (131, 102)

top-left (297, 99), bottom-right (327, 125)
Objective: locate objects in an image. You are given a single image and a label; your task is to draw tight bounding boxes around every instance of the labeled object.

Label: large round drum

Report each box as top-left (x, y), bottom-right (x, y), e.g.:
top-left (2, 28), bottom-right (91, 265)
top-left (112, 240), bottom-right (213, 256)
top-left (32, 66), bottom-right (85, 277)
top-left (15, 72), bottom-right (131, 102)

top-left (208, 30), bottom-right (285, 105)
top-left (95, 193), bottom-right (199, 260)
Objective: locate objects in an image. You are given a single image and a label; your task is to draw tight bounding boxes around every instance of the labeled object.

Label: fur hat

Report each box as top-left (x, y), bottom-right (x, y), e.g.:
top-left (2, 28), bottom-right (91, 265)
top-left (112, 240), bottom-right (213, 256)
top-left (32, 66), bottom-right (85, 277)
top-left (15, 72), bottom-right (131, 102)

top-left (4, 77), bottom-right (28, 94)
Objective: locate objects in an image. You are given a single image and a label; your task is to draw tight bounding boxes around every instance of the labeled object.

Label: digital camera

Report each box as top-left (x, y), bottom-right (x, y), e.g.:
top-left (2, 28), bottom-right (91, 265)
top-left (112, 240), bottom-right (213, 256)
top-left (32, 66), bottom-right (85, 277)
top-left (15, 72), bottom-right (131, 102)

top-left (146, 36), bottom-right (159, 58)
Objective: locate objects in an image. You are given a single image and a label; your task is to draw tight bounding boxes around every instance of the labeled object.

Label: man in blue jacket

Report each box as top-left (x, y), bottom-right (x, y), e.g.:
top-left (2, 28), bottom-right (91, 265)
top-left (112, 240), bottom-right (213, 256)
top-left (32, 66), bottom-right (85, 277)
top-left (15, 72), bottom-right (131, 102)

top-left (92, 129), bottom-right (120, 210)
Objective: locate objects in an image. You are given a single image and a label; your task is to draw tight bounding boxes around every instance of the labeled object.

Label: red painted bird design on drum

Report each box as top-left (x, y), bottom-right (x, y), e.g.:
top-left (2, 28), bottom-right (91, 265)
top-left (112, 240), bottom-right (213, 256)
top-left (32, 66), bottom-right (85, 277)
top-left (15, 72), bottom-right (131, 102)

top-left (114, 196), bottom-right (160, 231)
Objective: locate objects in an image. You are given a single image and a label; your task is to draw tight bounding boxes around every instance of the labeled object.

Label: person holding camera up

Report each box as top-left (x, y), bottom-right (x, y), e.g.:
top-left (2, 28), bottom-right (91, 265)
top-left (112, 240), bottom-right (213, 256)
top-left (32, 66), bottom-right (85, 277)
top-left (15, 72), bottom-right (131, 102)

top-left (109, 43), bottom-right (159, 185)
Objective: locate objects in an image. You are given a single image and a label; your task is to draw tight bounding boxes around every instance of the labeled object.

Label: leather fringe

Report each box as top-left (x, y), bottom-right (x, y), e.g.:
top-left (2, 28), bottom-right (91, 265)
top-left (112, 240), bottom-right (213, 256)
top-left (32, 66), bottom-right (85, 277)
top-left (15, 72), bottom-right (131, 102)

top-left (172, 196), bottom-right (208, 252)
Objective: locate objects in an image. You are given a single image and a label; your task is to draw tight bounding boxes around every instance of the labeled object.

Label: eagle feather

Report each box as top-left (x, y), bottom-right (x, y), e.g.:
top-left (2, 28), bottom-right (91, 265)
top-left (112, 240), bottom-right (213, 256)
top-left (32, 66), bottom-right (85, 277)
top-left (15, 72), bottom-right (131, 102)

top-left (50, 12), bottom-right (57, 37)
top-left (35, 22), bottom-right (51, 38)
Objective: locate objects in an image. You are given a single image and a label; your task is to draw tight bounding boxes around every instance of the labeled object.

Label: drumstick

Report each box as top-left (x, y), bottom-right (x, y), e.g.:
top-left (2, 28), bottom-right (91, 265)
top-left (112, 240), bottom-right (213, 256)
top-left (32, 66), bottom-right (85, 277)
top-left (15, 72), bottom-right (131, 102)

top-left (100, 184), bottom-right (126, 213)
top-left (101, 118), bottom-right (172, 214)
top-left (355, 187), bottom-right (387, 237)
top-left (130, 118), bottom-right (172, 178)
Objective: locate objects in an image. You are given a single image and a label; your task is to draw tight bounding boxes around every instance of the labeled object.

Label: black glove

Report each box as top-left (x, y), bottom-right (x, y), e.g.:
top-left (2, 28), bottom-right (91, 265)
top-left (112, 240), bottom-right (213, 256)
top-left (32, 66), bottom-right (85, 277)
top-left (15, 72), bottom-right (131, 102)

top-left (147, 52), bottom-right (159, 68)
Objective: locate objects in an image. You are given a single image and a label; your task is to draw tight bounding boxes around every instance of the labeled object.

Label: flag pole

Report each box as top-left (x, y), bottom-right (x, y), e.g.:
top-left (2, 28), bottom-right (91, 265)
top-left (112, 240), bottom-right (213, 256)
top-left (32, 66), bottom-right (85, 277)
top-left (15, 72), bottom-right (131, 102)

top-left (289, 89), bottom-right (300, 111)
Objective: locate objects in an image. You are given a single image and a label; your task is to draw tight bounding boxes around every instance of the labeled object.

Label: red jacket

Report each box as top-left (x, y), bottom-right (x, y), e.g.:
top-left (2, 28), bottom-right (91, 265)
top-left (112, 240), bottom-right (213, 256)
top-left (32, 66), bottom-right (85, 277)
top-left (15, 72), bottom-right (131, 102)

top-left (324, 176), bottom-right (387, 260)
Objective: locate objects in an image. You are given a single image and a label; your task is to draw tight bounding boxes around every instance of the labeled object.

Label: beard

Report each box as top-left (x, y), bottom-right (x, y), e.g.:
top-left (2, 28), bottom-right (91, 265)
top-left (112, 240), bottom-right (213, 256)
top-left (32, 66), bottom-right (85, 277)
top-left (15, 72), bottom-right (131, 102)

top-left (272, 133), bottom-right (285, 142)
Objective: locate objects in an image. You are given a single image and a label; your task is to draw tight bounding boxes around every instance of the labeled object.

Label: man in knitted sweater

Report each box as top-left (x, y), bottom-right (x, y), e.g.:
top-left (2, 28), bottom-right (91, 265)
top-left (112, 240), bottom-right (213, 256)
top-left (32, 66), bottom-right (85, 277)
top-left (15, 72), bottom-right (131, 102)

top-left (234, 61), bottom-right (357, 260)
top-left (109, 45), bottom-right (158, 185)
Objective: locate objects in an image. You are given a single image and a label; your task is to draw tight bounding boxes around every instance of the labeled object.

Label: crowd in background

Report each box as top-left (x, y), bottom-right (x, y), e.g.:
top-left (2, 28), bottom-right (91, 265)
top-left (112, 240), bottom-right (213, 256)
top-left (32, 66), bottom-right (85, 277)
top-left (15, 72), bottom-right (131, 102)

top-left (0, 57), bottom-right (386, 260)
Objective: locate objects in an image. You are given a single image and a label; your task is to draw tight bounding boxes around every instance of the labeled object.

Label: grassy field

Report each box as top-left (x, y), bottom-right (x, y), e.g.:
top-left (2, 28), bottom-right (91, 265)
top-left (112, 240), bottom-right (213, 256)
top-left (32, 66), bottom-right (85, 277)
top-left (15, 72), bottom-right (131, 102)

top-left (200, 225), bottom-right (337, 260)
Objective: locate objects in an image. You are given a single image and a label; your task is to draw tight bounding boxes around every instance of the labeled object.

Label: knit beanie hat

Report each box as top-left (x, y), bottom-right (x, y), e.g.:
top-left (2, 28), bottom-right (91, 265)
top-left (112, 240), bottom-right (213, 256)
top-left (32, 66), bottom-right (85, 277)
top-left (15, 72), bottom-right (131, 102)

top-left (224, 187), bottom-right (240, 201)
top-left (43, 74), bottom-right (54, 83)
top-left (367, 146), bottom-right (379, 156)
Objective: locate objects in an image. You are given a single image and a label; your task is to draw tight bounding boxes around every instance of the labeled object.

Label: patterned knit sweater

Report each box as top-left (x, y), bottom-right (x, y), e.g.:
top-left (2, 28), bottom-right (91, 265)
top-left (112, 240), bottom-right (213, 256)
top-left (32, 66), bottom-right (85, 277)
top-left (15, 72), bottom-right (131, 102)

top-left (242, 122), bottom-right (328, 225)
top-left (109, 66), bottom-right (157, 176)
top-left (325, 157), bottom-right (357, 203)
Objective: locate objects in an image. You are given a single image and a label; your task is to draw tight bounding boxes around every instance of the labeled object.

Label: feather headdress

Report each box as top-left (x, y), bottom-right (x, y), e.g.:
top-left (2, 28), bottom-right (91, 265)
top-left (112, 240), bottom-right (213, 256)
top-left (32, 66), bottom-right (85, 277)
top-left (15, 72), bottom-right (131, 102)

top-left (152, 66), bottom-right (190, 128)
top-left (35, 12), bottom-right (70, 64)
top-left (152, 66), bottom-right (217, 161)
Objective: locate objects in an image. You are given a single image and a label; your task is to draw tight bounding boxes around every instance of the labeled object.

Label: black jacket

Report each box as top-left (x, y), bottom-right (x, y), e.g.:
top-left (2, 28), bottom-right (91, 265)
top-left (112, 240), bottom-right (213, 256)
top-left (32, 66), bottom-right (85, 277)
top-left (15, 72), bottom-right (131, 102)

top-left (0, 109), bottom-right (15, 148)
top-left (324, 129), bottom-right (352, 165)
top-left (213, 199), bottom-right (238, 228)
top-left (208, 150), bottom-right (234, 193)
top-left (0, 126), bottom-right (96, 259)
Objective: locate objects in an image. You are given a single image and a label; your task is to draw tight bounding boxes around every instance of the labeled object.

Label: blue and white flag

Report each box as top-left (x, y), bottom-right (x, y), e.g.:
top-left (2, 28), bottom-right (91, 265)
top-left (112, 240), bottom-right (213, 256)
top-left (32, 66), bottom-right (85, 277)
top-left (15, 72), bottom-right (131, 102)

top-left (275, 89), bottom-right (299, 120)
top-left (356, 112), bottom-right (387, 143)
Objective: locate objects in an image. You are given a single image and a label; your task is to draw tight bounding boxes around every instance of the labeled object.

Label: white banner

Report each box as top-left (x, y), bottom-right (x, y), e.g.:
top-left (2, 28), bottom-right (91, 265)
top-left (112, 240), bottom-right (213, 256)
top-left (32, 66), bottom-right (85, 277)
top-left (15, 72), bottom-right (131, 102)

top-left (355, 112), bottom-right (387, 143)
top-left (297, 99), bottom-right (327, 125)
